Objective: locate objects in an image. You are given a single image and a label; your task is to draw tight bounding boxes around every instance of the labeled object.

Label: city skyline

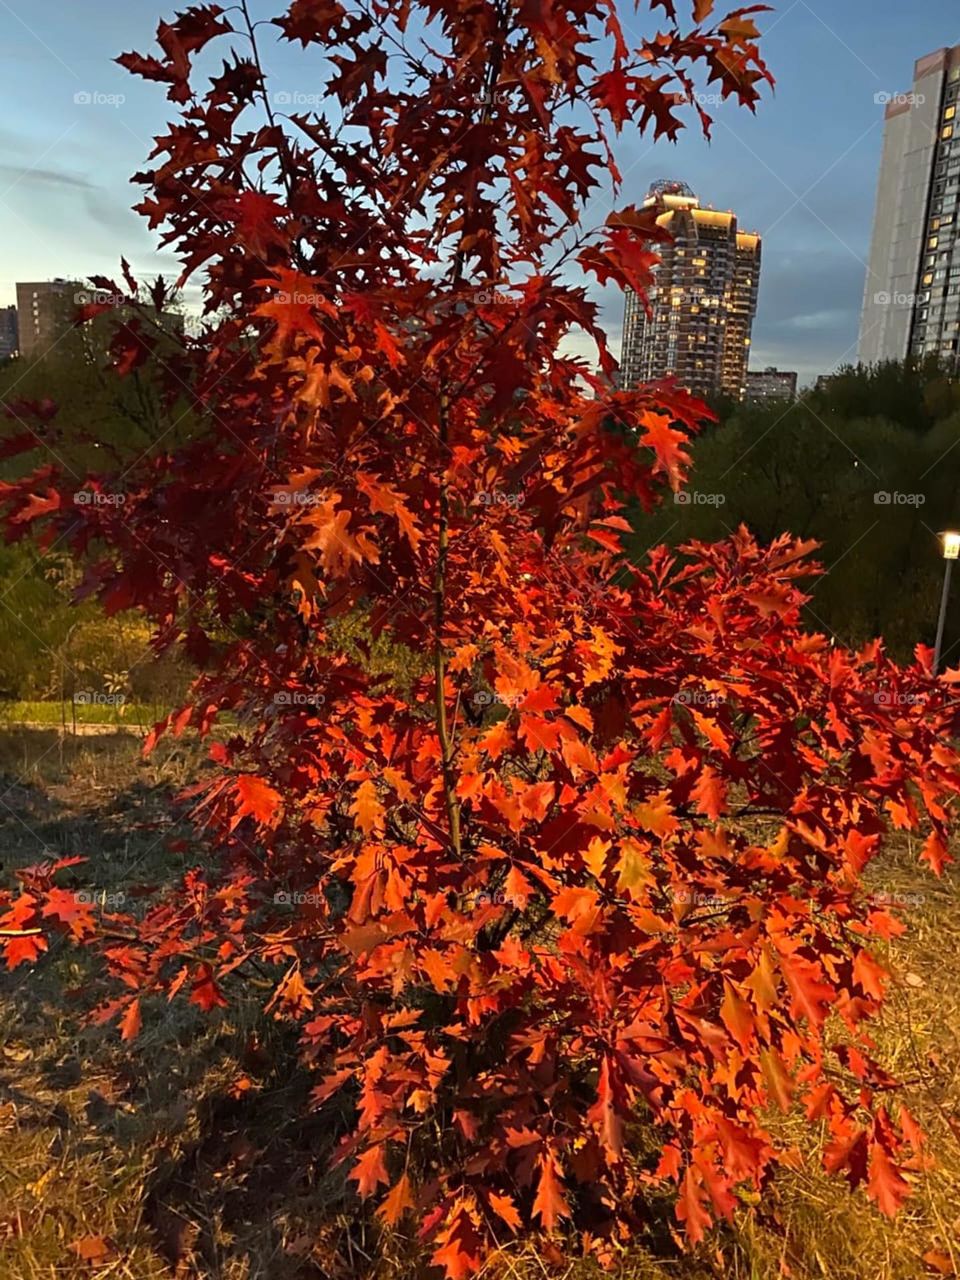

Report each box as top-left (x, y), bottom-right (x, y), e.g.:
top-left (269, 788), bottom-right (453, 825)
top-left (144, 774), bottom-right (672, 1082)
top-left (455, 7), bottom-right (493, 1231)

top-left (0, 0), bottom-right (957, 384)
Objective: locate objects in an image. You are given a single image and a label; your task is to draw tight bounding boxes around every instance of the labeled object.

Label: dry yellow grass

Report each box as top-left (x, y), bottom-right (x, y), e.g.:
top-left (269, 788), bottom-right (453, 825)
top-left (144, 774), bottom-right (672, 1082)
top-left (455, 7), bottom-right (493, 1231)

top-left (0, 729), bottom-right (957, 1279)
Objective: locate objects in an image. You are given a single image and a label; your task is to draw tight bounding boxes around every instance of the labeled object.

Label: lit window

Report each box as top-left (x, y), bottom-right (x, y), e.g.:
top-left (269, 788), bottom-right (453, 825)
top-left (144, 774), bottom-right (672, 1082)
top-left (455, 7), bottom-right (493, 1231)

top-left (947, 106), bottom-right (958, 121)
top-left (943, 125), bottom-right (955, 140)
top-left (924, 272), bottom-right (935, 285)
top-left (930, 235), bottom-right (940, 248)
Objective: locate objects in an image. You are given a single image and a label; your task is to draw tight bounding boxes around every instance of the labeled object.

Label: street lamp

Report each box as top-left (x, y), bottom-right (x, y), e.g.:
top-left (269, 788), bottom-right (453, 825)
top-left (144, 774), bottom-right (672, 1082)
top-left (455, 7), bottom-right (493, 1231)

top-left (934, 531), bottom-right (960, 676)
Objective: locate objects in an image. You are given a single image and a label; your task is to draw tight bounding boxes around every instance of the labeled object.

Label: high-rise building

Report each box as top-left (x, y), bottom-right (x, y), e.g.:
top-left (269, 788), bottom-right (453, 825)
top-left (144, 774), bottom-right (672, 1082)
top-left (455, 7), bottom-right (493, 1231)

top-left (859, 46), bottom-right (960, 367)
top-left (745, 366), bottom-right (798, 403)
top-left (0, 305), bottom-right (17, 361)
top-left (15, 279), bottom-right (76, 361)
top-left (618, 180), bottom-right (761, 400)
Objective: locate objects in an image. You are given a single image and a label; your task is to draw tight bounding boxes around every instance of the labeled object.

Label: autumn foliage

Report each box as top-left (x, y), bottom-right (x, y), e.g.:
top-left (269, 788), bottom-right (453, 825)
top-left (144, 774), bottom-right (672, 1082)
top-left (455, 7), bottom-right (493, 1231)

top-left (2, 1), bottom-right (959, 1273)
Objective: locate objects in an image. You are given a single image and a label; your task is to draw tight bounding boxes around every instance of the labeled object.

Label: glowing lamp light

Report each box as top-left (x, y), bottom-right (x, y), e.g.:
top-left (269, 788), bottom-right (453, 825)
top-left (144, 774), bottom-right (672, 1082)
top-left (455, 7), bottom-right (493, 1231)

top-left (934, 531), bottom-right (960, 675)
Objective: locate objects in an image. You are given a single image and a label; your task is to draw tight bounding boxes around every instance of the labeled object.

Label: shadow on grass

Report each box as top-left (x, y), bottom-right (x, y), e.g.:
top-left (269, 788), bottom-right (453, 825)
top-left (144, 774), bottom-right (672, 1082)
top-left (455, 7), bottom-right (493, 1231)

top-left (0, 728), bottom-right (370, 1280)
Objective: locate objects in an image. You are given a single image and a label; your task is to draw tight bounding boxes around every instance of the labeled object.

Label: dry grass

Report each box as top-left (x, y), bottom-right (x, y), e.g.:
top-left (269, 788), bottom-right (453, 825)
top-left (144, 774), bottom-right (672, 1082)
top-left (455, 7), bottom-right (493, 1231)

top-left (0, 728), bottom-right (958, 1279)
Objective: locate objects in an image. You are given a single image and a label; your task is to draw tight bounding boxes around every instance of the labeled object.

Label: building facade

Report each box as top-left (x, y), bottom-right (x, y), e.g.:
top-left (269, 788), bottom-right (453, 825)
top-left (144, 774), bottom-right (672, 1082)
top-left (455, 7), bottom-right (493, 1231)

top-left (745, 366), bottom-right (798, 402)
top-left (618, 180), bottom-right (761, 400)
top-left (15, 279), bottom-right (76, 361)
top-left (0, 305), bottom-right (17, 361)
top-left (859, 46), bottom-right (960, 367)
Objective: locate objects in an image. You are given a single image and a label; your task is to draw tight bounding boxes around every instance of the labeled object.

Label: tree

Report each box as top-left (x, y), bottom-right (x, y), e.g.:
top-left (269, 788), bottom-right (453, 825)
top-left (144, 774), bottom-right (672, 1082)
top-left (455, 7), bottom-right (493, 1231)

top-left (2, 3), bottom-right (958, 1274)
top-left (810, 357), bottom-right (960, 433)
top-left (629, 392), bottom-right (960, 658)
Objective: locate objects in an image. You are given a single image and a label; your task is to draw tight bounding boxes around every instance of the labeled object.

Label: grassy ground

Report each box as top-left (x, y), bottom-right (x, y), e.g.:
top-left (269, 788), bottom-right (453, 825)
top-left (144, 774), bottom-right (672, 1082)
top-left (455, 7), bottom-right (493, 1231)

top-left (0, 701), bottom-right (165, 729)
top-left (0, 729), bottom-right (957, 1279)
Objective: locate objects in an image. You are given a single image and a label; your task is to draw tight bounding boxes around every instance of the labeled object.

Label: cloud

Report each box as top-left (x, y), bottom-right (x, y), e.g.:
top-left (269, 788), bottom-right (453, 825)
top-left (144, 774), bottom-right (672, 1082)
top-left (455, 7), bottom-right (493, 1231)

top-left (0, 164), bottom-right (97, 192)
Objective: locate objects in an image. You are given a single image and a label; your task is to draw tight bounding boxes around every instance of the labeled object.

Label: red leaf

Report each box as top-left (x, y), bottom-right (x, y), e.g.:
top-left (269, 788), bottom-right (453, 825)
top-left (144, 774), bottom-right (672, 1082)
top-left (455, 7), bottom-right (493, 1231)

top-left (190, 964), bottom-right (227, 1012)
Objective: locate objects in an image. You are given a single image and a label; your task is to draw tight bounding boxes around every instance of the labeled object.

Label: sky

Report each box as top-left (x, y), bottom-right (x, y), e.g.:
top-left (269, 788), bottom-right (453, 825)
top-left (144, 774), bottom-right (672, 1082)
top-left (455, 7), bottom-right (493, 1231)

top-left (0, 0), bottom-right (957, 385)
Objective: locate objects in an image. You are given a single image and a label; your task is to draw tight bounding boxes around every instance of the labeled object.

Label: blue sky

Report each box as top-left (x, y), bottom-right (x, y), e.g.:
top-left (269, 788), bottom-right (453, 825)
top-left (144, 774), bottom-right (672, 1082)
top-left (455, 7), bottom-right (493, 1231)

top-left (0, 0), bottom-right (956, 383)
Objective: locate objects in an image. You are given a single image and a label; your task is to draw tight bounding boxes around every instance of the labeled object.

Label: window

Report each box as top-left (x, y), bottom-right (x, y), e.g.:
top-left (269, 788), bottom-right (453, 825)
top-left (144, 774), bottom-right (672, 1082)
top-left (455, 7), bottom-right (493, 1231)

top-left (943, 125), bottom-right (955, 140)
top-left (930, 235), bottom-right (940, 248)
top-left (947, 106), bottom-right (958, 121)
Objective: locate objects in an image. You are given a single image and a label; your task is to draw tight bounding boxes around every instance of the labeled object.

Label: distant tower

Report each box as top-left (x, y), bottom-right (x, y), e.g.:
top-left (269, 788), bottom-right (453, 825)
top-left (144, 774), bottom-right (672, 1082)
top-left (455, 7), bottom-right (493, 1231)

top-left (859, 45), bottom-right (960, 367)
top-left (618, 182), bottom-right (761, 400)
top-left (0, 305), bottom-right (17, 361)
top-left (15, 279), bottom-right (75, 361)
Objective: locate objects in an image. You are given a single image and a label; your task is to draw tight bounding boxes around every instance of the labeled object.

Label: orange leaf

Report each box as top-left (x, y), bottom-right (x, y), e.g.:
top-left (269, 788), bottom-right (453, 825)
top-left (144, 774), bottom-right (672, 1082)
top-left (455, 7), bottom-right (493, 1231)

top-left (234, 774), bottom-right (282, 828)
top-left (720, 980), bottom-right (754, 1053)
top-left (487, 1190), bottom-right (523, 1231)
top-left (691, 765), bottom-right (726, 819)
top-left (676, 1165), bottom-right (712, 1244)
top-left (532, 1152), bottom-right (571, 1230)
top-left (351, 779), bottom-right (385, 835)
top-left (71, 1235), bottom-right (112, 1262)
top-left (349, 1144), bottom-right (390, 1197)
top-left (119, 997), bottom-right (142, 1041)
top-left (867, 1142), bottom-right (910, 1216)
top-left (378, 1173), bottom-right (415, 1224)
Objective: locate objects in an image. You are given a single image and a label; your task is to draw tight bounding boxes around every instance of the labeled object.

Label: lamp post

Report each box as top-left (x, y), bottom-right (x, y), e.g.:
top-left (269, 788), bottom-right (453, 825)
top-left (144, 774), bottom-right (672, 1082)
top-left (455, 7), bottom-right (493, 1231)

top-left (934, 530), bottom-right (960, 676)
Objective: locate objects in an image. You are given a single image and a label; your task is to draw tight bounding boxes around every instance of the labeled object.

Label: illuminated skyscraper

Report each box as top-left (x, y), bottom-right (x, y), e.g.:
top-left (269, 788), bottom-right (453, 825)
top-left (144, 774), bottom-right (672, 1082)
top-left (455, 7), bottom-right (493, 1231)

top-left (618, 181), bottom-right (761, 400)
top-left (859, 46), bottom-right (960, 366)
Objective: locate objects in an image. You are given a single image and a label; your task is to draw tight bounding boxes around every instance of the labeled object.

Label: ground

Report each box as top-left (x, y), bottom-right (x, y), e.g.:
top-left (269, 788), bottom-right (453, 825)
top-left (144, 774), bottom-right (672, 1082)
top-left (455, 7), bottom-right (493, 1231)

top-left (0, 727), bottom-right (958, 1279)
